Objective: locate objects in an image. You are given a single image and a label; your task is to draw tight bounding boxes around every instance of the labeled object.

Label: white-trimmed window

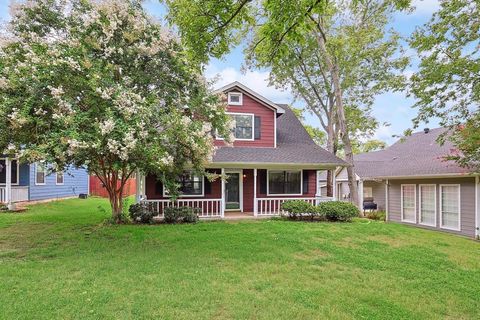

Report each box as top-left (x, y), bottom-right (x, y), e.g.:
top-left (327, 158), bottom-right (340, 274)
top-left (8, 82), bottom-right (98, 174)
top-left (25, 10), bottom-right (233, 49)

top-left (419, 184), bottom-right (436, 227)
top-left (440, 184), bottom-right (461, 231)
top-left (0, 159), bottom-right (19, 185)
top-left (35, 163), bottom-right (46, 185)
top-left (164, 171), bottom-right (204, 197)
top-left (401, 184), bottom-right (416, 223)
top-left (56, 171), bottom-right (64, 185)
top-left (230, 113), bottom-right (254, 140)
top-left (268, 170), bottom-right (302, 195)
top-left (363, 187), bottom-right (373, 198)
top-left (228, 92), bottom-right (243, 105)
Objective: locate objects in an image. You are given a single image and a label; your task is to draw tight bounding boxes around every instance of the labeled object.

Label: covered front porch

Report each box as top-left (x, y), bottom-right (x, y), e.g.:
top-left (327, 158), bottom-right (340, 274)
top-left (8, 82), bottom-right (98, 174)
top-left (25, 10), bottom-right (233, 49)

top-left (0, 158), bottom-right (29, 207)
top-left (137, 165), bottom-right (339, 219)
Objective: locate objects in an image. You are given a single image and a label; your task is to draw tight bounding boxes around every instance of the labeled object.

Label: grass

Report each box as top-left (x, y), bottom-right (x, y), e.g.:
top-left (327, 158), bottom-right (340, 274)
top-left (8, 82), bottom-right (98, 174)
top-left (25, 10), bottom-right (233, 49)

top-left (1, 198), bottom-right (479, 319)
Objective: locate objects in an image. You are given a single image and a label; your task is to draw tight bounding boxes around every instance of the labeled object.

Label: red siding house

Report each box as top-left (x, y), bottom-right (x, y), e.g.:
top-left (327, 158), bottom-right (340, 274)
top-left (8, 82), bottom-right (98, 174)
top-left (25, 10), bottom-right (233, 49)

top-left (137, 82), bottom-right (346, 218)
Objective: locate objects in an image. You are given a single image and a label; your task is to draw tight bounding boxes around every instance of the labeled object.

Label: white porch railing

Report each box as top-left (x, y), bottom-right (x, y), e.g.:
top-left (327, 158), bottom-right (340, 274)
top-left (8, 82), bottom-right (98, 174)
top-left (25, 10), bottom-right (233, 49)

top-left (256, 197), bottom-right (334, 216)
top-left (142, 199), bottom-right (224, 218)
top-left (0, 186), bottom-right (29, 204)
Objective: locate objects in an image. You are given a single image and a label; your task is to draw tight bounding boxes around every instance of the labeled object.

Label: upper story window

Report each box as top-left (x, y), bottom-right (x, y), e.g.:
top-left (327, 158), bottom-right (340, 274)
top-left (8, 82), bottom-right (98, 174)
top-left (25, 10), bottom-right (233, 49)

top-left (164, 171), bottom-right (204, 197)
top-left (230, 113), bottom-right (254, 140)
top-left (228, 92), bottom-right (243, 105)
top-left (0, 159), bottom-right (19, 185)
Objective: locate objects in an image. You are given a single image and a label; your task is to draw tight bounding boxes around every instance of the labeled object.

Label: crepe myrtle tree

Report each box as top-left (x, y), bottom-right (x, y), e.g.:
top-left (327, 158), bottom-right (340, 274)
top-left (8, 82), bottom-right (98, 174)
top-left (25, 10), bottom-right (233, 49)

top-left (0, 0), bottom-right (233, 223)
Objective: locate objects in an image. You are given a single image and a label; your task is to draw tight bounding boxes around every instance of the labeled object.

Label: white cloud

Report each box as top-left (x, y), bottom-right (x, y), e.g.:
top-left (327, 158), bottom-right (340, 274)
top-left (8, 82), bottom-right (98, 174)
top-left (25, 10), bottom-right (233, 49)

top-left (205, 64), bottom-right (294, 103)
top-left (373, 125), bottom-right (397, 145)
top-left (411, 0), bottom-right (440, 15)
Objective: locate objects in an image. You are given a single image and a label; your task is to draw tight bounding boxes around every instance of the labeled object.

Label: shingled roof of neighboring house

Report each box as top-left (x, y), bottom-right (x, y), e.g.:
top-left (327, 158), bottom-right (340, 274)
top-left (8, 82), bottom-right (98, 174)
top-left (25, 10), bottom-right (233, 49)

top-left (353, 127), bottom-right (471, 178)
top-left (212, 105), bottom-right (346, 167)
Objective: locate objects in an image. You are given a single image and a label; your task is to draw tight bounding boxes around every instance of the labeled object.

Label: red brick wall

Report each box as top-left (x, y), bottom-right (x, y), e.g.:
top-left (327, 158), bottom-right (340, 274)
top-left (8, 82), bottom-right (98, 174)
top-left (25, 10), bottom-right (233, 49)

top-left (89, 175), bottom-right (136, 198)
top-left (214, 92), bottom-right (275, 148)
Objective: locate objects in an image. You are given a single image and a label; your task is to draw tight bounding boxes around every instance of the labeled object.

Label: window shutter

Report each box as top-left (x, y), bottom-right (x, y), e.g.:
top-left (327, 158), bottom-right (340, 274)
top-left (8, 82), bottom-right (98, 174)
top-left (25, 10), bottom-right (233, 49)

top-left (303, 170), bottom-right (309, 194)
top-left (259, 170), bottom-right (267, 194)
top-left (155, 181), bottom-right (163, 195)
top-left (254, 116), bottom-right (261, 140)
top-left (204, 177), bottom-right (212, 195)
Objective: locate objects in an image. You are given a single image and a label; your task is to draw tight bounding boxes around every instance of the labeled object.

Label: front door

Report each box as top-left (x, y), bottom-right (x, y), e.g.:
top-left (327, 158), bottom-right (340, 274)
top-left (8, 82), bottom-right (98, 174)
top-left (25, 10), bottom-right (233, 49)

top-left (225, 171), bottom-right (241, 211)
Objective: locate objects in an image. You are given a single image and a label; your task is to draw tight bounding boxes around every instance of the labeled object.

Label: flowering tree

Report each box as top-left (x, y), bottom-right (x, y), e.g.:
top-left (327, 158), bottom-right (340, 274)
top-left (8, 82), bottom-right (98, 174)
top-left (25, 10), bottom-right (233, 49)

top-left (0, 0), bottom-right (232, 222)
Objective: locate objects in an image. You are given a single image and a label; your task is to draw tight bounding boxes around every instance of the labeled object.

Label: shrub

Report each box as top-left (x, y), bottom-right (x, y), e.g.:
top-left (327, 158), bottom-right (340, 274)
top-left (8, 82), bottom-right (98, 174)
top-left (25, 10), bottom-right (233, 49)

top-left (317, 201), bottom-right (359, 222)
top-left (366, 210), bottom-right (386, 221)
top-left (164, 207), bottom-right (200, 224)
top-left (129, 202), bottom-right (155, 224)
top-left (281, 200), bottom-right (317, 220)
top-left (0, 204), bottom-right (8, 212)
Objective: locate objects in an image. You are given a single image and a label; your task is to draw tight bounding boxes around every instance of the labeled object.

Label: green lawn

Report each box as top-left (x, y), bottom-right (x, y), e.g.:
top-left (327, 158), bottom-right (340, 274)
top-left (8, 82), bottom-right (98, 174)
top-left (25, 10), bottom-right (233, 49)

top-left (1, 198), bottom-right (479, 319)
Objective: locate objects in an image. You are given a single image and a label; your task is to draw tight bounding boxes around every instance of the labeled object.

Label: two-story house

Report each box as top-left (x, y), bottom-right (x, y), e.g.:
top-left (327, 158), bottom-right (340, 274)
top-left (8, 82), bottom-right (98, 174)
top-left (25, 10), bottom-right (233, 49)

top-left (137, 82), bottom-right (346, 218)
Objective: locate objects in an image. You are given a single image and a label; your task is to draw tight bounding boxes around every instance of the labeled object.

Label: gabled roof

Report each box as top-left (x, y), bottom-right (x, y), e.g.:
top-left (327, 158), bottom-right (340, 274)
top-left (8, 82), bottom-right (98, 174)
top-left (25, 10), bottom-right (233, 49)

top-left (353, 127), bottom-right (471, 179)
top-left (212, 105), bottom-right (346, 168)
top-left (215, 81), bottom-right (285, 114)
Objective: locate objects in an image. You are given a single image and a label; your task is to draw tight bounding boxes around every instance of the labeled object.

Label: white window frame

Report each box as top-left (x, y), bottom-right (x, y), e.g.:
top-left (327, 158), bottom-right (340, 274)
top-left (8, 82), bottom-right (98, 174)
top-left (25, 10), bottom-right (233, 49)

top-left (419, 184), bottom-right (437, 227)
top-left (227, 92), bottom-right (243, 105)
top-left (363, 187), bottom-right (373, 198)
top-left (0, 158), bottom-right (20, 186)
top-left (163, 172), bottom-right (205, 198)
top-left (56, 171), bottom-right (65, 185)
top-left (35, 162), bottom-right (46, 186)
top-left (267, 169), bottom-right (303, 196)
top-left (439, 184), bottom-right (461, 231)
top-left (401, 184), bottom-right (416, 223)
top-left (227, 112), bottom-right (255, 141)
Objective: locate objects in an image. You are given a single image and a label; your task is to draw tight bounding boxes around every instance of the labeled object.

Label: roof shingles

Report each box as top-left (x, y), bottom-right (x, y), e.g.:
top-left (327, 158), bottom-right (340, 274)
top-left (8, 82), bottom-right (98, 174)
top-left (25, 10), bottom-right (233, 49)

top-left (212, 105), bottom-right (345, 166)
top-left (354, 128), bottom-right (470, 178)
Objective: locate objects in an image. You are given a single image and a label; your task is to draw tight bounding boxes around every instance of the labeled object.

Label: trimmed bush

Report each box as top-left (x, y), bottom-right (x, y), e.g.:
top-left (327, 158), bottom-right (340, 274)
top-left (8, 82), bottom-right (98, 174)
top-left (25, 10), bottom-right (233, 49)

top-left (281, 200), bottom-right (318, 220)
top-left (129, 202), bottom-right (155, 224)
top-left (164, 207), bottom-right (200, 224)
top-left (317, 201), bottom-right (359, 222)
top-left (366, 210), bottom-right (386, 221)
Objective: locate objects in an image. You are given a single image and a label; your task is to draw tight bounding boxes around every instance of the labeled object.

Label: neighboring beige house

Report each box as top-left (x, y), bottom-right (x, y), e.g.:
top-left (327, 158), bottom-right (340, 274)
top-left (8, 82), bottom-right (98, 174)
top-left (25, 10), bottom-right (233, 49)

top-left (324, 128), bottom-right (480, 238)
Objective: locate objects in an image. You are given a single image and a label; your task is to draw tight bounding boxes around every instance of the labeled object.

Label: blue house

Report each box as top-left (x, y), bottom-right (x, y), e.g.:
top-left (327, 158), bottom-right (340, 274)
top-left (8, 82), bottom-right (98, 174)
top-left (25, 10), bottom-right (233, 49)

top-left (0, 157), bottom-right (89, 206)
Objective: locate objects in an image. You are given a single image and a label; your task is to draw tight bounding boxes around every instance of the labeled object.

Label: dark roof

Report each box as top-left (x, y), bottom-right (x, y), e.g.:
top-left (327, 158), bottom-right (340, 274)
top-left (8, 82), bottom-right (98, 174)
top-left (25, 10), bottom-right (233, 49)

top-left (354, 127), bottom-right (470, 178)
top-left (212, 105), bottom-right (346, 167)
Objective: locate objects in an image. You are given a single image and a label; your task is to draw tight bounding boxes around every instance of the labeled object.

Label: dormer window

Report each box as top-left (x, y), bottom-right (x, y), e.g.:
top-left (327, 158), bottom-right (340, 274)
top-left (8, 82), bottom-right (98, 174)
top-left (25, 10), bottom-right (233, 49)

top-left (228, 92), bottom-right (243, 105)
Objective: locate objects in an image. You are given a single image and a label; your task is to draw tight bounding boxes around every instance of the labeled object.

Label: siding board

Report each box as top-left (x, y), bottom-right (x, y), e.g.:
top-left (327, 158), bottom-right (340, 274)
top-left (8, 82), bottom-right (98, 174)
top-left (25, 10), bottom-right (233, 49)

top-left (387, 177), bottom-right (476, 237)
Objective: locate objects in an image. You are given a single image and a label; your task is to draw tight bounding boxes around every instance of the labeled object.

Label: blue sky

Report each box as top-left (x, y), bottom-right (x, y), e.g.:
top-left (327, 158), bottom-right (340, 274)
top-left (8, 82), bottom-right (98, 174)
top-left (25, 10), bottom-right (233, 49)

top-left (0, 0), bottom-right (441, 144)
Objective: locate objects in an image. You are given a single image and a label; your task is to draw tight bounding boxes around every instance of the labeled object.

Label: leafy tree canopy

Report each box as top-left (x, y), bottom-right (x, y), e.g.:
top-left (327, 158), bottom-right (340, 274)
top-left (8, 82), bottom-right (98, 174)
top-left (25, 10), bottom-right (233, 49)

top-left (0, 0), bottom-right (231, 222)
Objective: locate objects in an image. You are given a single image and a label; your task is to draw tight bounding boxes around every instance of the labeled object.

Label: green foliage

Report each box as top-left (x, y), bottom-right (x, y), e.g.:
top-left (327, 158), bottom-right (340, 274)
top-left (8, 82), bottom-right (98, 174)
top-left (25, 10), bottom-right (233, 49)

top-left (410, 0), bottom-right (480, 171)
top-left (129, 202), bottom-right (155, 224)
top-left (280, 200), bottom-right (318, 220)
top-left (164, 206), bottom-right (200, 224)
top-left (0, 0), bottom-right (231, 222)
top-left (0, 204), bottom-right (7, 212)
top-left (366, 210), bottom-right (386, 221)
top-left (352, 139), bottom-right (387, 154)
top-left (317, 201), bottom-right (359, 222)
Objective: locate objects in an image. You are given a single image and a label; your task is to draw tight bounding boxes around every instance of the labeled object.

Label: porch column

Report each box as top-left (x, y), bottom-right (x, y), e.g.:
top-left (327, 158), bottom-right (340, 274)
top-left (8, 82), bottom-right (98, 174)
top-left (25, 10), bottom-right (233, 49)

top-left (475, 176), bottom-right (479, 239)
top-left (135, 169), bottom-right (142, 203)
top-left (5, 158), bottom-right (14, 210)
top-left (221, 168), bottom-right (225, 218)
top-left (253, 168), bottom-right (258, 217)
top-left (385, 179), bottom-right (389, 221)
top-left (332, 168), bottom-right (337, 200)
top-left (358, 179), bottom-right (364, 213)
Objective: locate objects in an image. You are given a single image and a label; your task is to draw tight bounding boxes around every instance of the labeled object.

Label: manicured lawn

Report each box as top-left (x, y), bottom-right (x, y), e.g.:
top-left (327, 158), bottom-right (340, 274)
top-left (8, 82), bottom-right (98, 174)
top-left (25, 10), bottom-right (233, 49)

top-left (1, 198), bottom-right (479, 319)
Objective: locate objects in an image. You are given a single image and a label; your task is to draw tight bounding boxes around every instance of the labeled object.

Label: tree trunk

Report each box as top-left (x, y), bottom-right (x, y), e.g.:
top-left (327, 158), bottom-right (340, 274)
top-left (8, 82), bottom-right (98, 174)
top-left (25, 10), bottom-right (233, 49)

top-left (94, 170), bottom-right (128, 223)
top-left (309, 19), bottom-right (361, 214)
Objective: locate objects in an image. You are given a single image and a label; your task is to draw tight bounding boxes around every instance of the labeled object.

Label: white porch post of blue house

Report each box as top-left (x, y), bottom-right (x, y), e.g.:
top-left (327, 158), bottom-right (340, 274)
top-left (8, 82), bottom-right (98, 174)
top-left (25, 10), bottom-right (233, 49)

top-left (5, 158), bottom-right (14, 210)
top-left (332, 167), bottom-right (337, 201)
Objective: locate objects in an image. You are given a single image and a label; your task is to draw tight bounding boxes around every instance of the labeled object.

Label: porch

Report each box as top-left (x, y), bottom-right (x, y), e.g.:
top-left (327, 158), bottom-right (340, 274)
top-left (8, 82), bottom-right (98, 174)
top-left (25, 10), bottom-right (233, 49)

top-left (137, 167), bottom-right (338, 219)
top-left (1, 158), bottom-right (29, 206)
top-left (0, 186), bottom-right (29, 204)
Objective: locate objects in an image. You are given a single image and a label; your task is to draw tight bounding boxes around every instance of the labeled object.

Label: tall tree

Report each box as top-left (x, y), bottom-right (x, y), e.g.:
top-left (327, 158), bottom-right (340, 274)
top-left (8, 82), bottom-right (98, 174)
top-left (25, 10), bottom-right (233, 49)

top-left (165, 0), bottom-right (407, 207)
top-left (0, 0), bottom-right (231, 223)
top-left (409, 0), bottom-right (480, 172)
